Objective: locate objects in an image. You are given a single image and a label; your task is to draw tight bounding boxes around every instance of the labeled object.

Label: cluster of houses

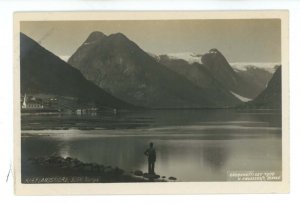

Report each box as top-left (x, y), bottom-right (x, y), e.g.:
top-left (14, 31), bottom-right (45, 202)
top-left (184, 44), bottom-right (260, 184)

top-left (21, 94), bottom-right (44, 110)
top-left (21, 94), bottom-right (100, 114)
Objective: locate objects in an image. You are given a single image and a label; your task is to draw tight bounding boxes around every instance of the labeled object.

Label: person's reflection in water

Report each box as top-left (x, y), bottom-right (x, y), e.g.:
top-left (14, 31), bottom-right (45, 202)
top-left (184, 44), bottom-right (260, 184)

top-left (144, 142), bottom-right (156, 174)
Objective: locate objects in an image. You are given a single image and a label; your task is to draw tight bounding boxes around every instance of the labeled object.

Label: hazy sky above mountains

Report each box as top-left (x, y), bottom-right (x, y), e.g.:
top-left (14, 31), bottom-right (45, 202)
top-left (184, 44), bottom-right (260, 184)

top-left (21, 19), bottom-right (281, 63)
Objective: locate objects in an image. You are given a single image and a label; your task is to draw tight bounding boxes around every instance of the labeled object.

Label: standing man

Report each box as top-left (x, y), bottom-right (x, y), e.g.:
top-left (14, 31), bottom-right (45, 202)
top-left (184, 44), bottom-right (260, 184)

top-left (144, 142), bottom-right (156, 174)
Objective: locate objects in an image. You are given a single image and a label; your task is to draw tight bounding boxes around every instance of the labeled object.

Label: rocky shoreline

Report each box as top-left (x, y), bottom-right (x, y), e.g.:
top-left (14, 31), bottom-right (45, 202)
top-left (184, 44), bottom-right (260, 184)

top-left (22, 156), bottom-right (176, 183)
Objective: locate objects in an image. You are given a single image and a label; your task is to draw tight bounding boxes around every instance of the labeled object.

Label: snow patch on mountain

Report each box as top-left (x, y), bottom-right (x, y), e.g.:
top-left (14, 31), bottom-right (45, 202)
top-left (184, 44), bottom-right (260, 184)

top-left (59, 55), bottom-right (70, 62)
top-left (149, 52), bottom-right (203, 64)
top-left (230, 62), bottom-right (279, 73)
top-left (230, 91), bottom-right (252, 102)
top-left (147, 52), bottom-right (160, 61)
top-left (163, 52), bottom-right (202, 64)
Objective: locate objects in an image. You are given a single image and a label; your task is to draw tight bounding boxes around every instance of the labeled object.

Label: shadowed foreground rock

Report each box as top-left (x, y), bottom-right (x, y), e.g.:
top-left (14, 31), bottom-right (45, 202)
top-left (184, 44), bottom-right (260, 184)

top-left (23, 156), bottom-right (169, 183)
top-left (169, 176), bottom-right (177, 181)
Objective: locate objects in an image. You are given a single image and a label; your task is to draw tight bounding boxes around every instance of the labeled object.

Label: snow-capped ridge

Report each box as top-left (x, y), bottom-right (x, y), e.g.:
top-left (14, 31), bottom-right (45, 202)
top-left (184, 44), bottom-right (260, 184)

top-left (230, 62), bottom-right (280, 73)
top-left (154, 52), bottom-right (202, 64)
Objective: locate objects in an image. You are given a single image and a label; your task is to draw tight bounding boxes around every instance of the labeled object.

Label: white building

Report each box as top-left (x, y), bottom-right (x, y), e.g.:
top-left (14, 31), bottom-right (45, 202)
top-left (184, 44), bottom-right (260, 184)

top-left (22, 94), bottom-right (44, 109)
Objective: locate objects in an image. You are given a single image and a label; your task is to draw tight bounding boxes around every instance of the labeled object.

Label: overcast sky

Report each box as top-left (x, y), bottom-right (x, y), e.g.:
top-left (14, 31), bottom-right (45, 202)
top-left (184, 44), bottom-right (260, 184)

top-left (21, 19), bottom-right (281, 63)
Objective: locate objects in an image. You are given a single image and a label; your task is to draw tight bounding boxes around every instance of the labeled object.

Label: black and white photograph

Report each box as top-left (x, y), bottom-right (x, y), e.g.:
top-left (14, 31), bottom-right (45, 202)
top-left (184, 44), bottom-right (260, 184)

top-left (13, 11), bottom-right (289, 194)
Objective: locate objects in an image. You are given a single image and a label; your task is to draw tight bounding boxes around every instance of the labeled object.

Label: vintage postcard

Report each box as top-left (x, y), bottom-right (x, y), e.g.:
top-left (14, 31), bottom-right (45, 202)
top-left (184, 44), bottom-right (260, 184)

top-left (14, 11), bottom-right (289, 195)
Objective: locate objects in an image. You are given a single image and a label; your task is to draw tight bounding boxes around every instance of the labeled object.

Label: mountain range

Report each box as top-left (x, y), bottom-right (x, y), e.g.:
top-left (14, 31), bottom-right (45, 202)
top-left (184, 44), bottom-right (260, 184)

top-left (68, 32), bottom-right (241, 108)
top-left (20, 33), bottom-right (134, 109)
top-left (157, 52), bottom-right (275, 99)
top-left (157, 54), bottom-right (241, 104)
top-left (21, 31), bottom-right (281, 109)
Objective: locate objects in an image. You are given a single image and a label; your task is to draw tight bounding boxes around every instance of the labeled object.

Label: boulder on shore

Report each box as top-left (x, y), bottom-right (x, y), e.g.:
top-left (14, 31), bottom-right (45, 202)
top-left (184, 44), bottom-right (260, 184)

top-left (169, 176), bottom-right (177, 181)
top-left (134, 170), bottom-right (144, 176)
top-left (143, 173), bottom-right (160, 179)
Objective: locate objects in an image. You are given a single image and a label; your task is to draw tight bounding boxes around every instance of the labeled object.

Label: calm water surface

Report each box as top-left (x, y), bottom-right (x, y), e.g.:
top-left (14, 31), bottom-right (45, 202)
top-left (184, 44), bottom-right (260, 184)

top-left (21, 109), bottom-right (282, 181)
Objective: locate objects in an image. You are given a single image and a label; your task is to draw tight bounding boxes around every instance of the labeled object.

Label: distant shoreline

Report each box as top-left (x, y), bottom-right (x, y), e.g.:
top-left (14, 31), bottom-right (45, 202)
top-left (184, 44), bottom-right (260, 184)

top-left (20, 107), bottom-right (282, 116)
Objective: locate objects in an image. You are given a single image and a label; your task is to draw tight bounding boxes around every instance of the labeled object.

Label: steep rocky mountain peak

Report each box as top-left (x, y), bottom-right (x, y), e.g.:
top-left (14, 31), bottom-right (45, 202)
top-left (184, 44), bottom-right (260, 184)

top-left (84, 31), bottom-right (107, 44)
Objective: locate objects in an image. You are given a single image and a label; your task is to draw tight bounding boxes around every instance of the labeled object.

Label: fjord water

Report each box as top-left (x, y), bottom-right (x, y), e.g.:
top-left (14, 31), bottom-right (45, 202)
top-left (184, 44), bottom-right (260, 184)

top-left (21, 109), bottom-right (282, 181)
